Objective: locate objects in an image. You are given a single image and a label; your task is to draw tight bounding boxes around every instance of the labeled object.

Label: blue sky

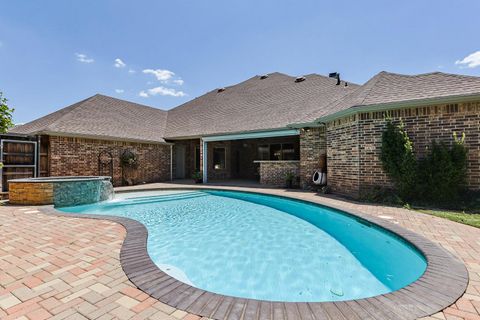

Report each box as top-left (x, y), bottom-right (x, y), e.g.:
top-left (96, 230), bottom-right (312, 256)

top-left (1, 0), bottom-right (479, 124)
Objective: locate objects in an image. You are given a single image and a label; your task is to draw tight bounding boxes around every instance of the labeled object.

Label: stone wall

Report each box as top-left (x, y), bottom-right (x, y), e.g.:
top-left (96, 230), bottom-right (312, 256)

top-left (9, 182), bottom-right (53, 205)
top-left (257, 161), bottom-right (300, 187)
top-left (48, 136), bottom-right (171, 186)
top-left (299, 127), bottom-right (326, 189)
top-left (326, 100), bottom-right (480, 198)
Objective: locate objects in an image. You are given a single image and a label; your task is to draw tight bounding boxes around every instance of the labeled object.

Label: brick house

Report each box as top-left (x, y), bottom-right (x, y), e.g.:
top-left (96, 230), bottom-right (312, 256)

top-left (8, 71), bottom-right (480, 198)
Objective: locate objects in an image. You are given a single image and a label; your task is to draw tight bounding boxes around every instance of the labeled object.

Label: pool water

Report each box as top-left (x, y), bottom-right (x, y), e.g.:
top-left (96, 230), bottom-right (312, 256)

top-left (59, 190), bottom-right (427, 302)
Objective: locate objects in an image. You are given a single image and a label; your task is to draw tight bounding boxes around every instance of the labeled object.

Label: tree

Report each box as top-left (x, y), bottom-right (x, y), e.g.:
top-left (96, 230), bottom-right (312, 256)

top-left (0, 92), bottom-right (14, 133)
top-left (0, 92), bottom-right (15, 168)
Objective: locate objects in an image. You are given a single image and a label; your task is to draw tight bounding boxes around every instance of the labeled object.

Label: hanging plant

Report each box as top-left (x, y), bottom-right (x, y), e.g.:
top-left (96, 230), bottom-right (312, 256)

top-left (120, 150), bottom-right (138, 168)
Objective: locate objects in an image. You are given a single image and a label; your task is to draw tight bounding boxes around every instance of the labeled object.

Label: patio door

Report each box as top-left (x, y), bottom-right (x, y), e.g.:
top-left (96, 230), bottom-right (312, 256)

top-left (175, 145), bottom-right (186, 179)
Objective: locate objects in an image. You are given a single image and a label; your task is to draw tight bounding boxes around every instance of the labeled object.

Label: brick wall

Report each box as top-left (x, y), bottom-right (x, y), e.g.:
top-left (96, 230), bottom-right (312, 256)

top-left (206, 141), bottom-right (232, 180)
top-left (171, 139), bottom-right (200, 179)
top-left (48, 136), bottom-right (171, 186)
top-left (326, 100), bottom-right (480, 198)
top-left (257, 161), bottom-right (300, 187)
top-left (326, 115), bottom-right (361, 197)
top-left (299, 127), bottom-right (326, 189)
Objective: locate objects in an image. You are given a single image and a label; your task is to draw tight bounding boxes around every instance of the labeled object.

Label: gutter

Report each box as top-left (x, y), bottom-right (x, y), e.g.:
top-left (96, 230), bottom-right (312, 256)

top-left (288, 93), bottom-right (480, 128)
top-left (37, 131), bottom-right (174, 145)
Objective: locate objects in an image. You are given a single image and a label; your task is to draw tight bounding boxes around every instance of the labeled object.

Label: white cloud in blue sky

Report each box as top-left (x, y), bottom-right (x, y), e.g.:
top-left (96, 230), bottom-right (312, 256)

top-left (115, 89), bottom-right (124, 93)
top-left (139, 86), bottom-right (186, 98)
top-left (142, 69), bottom-right (175, 82)
top-left (456, 51), bottom-right (480, 68)
top-left (75, 53), bottom-right (94, 64)
top-left (114, 58), bottom-right (126, 68)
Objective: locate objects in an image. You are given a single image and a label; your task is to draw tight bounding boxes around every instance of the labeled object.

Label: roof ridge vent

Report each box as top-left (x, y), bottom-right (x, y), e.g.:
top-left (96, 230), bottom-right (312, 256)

top-left (295, 76), bottom-right (306, 83)
top-left (217, 87), bottom-right (226, 93)
top-left (260, 74), bottom-right (269, 80)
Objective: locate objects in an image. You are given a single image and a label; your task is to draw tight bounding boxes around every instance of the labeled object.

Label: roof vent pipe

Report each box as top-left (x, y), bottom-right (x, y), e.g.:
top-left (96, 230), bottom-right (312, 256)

top-left (260, 74), bottom-right (269, 80)
top-left (217, 87), bottom-right (226, 93)
top-left (329, 72), bottom-right (341, 85)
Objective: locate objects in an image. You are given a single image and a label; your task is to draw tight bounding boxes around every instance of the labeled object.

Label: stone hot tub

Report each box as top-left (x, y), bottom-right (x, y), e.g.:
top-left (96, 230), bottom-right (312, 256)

top-left (8, 176), bottom-right (114, 207)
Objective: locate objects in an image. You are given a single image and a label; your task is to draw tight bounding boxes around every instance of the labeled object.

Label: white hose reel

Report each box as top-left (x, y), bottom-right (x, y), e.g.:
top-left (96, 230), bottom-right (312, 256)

top-left (312, 170), bottom-right (327, 185)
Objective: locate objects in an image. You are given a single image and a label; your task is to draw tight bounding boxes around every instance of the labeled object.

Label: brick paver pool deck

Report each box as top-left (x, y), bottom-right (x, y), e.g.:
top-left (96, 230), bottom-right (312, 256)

top-left (1, 183), bottom-right (479, 319)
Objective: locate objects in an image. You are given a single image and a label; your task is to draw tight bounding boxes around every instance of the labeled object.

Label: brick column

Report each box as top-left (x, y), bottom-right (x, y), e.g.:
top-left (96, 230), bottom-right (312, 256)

top-left (299, 126), bottom-right (326, 189)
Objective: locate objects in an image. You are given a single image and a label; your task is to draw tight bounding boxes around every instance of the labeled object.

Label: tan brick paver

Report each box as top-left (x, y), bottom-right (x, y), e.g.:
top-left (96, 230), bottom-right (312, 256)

top-left (1, 183), bottom-right (480, 319)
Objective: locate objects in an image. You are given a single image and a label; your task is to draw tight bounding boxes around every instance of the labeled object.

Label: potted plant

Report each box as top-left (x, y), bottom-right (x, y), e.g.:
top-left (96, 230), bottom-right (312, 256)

top-left (285, 172), bottom-right (296, 189)
top-left (192, 171), bottom-right (203, 184)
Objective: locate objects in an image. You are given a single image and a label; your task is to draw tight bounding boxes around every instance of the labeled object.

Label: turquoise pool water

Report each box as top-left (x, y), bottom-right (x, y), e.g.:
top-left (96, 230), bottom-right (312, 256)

top-left (59, 190), bottom-right (427, 302)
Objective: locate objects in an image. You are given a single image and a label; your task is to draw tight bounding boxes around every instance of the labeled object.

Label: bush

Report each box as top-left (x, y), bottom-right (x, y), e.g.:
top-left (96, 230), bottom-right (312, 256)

top-left (380, 119), bottom-right (417, 199)
top-left (416, 133), bottom-right (468, 204)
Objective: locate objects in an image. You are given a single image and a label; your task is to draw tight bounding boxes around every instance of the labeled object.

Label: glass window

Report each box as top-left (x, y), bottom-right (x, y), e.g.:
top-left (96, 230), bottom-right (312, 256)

top-left (270, 144), bottom-right (282, 160)
top-left (281, 143), bottom-right (295, 160)
top-left (213, 147), bottom-right (226, 170)
top-left (257, 145), bottom-right (269, 160)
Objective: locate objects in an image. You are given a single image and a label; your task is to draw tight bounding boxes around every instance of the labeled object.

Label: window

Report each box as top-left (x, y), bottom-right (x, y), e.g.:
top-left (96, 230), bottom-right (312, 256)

top-left (281, 143), bottom-right (295, 160)
top-left (270, 144), bottom-right (282, 160)
top-left (194, 146), bottom-right (201, 171)
top-left (213, 147), bottom-right (226, 170)
top-left (256, 142), bottom-right (299, 160)
top-left (257, 145), bottom-right (269, 160)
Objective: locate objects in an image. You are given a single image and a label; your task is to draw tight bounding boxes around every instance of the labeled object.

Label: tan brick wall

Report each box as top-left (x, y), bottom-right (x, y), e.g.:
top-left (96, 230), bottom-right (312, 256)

top-left (49, 136), bottom-right (172, 186)
top-left (9, 182), bottom-right (53, 205)
top-left (326, 101), bottom-right (480, 198)
top-left (299, 127), bottom-right (326, 189)
top-left (258, 161), bottom-right (300, 187)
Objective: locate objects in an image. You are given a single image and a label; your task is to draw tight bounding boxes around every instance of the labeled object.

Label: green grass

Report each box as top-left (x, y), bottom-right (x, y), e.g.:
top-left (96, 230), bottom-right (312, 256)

top-left (416, 209), bottom-right (480, 228)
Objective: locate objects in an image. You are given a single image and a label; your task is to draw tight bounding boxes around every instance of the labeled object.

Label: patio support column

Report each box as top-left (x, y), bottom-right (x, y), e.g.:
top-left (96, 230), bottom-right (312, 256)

top-left (202, 140), bottom-right (208, 183)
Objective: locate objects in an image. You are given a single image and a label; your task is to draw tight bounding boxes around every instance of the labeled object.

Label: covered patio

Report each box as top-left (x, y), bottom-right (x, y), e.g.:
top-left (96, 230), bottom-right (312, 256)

top-left (170, 129), bottom-right (301, 187)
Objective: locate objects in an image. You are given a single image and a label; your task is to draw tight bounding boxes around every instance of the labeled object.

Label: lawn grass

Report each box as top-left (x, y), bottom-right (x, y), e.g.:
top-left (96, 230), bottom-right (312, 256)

top-left (416, 209), bottom-right (480, 228)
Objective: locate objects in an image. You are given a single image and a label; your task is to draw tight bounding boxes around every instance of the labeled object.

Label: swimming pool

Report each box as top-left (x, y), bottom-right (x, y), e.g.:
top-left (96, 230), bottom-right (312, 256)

top-left (59, 189), bottom-right (427, 302)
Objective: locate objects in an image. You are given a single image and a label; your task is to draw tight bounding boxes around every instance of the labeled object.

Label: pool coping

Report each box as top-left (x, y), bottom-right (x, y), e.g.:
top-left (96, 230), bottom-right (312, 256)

top-left (38, 187), bottom-right (469, 320)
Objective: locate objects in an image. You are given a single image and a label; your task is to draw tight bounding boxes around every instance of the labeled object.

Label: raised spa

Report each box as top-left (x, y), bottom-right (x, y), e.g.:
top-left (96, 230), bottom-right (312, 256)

top-left (9, 176), bottom-right (114, 207)
top-left (59, 190), bottom-right (427, 302)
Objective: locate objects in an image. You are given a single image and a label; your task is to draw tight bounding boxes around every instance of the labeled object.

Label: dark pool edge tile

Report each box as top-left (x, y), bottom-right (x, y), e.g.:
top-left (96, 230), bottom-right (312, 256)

top-left (34, 186), bottom-right (469, 320)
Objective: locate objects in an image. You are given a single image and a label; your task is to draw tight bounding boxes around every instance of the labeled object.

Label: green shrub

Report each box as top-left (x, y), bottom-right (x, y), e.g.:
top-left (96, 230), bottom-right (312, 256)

top-left (381, 119), bottom-right (469, 207)
top-left (416, 133), bottom-right (467, 203)
top-left (380, 119), bottom-right (416, 199)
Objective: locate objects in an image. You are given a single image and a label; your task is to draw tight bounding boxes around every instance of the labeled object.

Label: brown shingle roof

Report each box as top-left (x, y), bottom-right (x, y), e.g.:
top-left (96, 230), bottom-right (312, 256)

top-left (10, 71), bottom-right (480, 142)
top-left (304, 71), bottom-right (480, 122)
top-left (164, 72), bottom-right (359, 138)
top-left (10, 94), bottom-right (168, 143)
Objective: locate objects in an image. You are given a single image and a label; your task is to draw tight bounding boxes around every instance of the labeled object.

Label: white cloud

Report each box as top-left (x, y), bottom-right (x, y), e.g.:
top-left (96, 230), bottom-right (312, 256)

top-left (75, 53), bottom-right (94, 64)
top-left (455, 51), bottom-right (480, 68)
top-left (142, 69), bottom-right (175, 81)
top-left (172, 79), bottom-right (184, 85)
top-left (115, 89), bottom-right (124, 93)
top-left (128, 69), bottom-right (136, 74)
top-left (114, 58), bottom-right (126, 68)
top-left (139, 86), bottom-right (186, 98)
